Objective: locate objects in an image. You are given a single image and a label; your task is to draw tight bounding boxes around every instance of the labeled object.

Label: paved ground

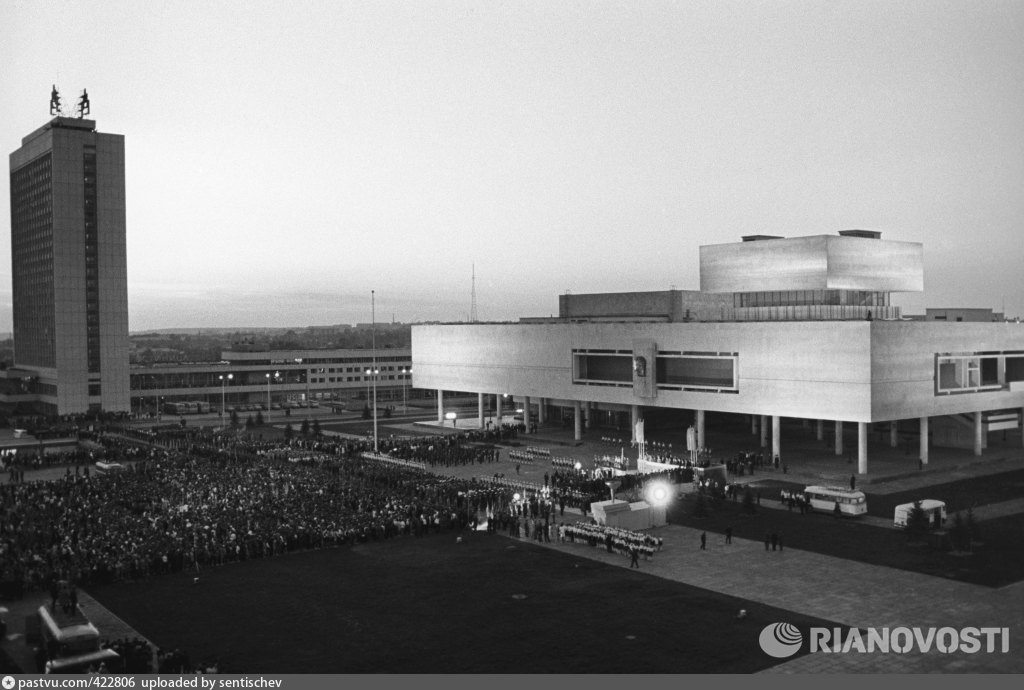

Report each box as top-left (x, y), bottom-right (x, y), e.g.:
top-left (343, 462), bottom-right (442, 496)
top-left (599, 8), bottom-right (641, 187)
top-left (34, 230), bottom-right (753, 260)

top-left (3, 417), bottom-right (1023, 673)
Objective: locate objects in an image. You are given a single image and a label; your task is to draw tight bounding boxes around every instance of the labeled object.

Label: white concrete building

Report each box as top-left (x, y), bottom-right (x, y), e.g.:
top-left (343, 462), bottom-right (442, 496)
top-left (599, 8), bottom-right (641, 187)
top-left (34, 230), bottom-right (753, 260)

top-left (413, 231), bottom-right (1024, 474)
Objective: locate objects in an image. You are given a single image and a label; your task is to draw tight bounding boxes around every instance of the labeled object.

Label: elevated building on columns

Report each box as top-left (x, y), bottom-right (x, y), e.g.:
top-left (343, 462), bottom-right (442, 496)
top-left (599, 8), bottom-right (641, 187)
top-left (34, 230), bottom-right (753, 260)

top-left (412, 231), bottom-right (1024, 475)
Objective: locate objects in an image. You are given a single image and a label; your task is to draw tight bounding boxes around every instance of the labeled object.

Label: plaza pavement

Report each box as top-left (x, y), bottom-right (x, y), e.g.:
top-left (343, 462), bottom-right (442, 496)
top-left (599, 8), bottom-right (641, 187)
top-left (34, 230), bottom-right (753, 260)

top-left (4, 418), bottom-right (1024, 673)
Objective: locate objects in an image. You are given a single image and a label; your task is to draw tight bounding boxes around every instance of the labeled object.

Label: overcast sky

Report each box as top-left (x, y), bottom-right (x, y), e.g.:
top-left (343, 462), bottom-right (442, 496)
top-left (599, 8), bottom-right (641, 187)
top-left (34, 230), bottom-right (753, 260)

top-left (2, 0), bottom-right (1023, 331)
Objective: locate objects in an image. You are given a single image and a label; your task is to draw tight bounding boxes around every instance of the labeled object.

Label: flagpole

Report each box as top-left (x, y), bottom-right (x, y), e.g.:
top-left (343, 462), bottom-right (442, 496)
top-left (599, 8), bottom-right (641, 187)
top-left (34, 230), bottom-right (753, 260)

top-left (372, 290), bottom-right (378, 454)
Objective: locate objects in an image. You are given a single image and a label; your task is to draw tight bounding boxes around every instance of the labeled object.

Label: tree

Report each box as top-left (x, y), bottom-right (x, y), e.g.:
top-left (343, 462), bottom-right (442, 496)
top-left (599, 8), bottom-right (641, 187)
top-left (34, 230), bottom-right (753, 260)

top-left (692, 490), bottom-right (709, 518)
top-left (230, 410), bottom-right (240, 429)
top-left (284, 424), bottom-right (293, 441)
top-left (905, 500), bottom-right (929, 543)
top-left (742, 486), bottom-right (757, 515)
top-left (362, 404), bottom-right (371, 420)
top-left (301, 418), bottom-right (311, 437)
top-left (245, 415), bottom-right (255, 430)
top-left (966, 507), bottom-right (981, 546)
top-left (255, 411), bottom-right (265, 427)
top-left (949, 511), bottom-right (970, 552)
top-left (312, 418), bottom-right (321, 437)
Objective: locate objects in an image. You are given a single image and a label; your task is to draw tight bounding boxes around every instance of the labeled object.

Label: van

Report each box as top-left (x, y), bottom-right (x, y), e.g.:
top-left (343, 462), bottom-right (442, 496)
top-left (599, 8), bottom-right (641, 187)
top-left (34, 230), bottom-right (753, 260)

top-left (893, 500), bottom-right (946, 529)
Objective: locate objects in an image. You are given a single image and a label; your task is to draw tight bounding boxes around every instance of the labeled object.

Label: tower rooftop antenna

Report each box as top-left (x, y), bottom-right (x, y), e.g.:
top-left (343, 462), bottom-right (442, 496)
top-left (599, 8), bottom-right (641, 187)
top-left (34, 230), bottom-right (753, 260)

top-left (470, 263), bottom-right (478, 323)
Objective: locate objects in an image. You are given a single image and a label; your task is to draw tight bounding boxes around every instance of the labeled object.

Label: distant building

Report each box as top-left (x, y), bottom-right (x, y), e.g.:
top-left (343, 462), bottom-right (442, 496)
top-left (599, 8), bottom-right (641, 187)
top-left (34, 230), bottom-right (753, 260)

top-left (129, 348), bottom-right (414, 416)
top-left (3, 115), bottom-right (129, 415)
top-left (413, 231), bottom-right (1024, 475)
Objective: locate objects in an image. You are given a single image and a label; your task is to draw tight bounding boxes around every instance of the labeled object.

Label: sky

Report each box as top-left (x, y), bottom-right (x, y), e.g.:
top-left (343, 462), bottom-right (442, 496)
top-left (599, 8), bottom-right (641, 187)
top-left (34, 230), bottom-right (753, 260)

top-left (2, 0), bottom-right (1023, 331)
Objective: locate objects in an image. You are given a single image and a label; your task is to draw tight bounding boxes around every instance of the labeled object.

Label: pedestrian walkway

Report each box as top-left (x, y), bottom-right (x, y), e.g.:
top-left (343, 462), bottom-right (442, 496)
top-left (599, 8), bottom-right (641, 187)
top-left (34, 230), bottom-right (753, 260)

top-left (518, 522), bottom-right (1024, 673)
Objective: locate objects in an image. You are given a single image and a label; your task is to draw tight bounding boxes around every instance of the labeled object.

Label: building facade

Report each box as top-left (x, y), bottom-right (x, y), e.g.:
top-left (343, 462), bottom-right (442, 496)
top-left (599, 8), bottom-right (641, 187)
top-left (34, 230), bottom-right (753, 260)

top-left (6, 116), bottom-right (129, 415)
top-left (413, 232), bottom-right (1024, 475)
top-left (129, 348), bottom-right (414, 415)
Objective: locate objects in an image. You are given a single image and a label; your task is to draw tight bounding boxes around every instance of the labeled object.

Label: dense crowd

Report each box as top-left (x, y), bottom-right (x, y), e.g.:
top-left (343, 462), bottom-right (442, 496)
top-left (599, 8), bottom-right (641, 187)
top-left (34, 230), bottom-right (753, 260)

top-left (0, 444), bottom-right (516, 596)
top-left (561, 522), bottom-right (663, 561)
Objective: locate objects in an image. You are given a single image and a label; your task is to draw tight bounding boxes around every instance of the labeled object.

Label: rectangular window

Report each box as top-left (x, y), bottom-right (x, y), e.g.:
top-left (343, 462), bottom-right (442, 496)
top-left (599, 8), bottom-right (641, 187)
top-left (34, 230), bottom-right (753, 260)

top-left (655, 354), bottom-right (738, 392)
top-left (936, 354), bottom-right (1003, 394)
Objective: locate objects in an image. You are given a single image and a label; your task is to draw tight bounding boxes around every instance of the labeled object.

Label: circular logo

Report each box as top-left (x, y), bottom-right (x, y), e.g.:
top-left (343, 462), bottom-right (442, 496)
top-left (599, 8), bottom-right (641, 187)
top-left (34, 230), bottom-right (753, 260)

top-left (759, 622), bottom-right (803, 658)
top-left (2, 675), bottom-right (15, 690)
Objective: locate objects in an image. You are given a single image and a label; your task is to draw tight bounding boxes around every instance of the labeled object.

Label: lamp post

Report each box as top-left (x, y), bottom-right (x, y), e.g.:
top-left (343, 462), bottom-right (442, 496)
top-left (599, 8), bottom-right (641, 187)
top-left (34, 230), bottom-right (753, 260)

top-left (265, 371), bottom-right (279, 422)
top-left (365, 366), bottom-right (380, 449)
top-left (400, 367), bottom-right (412, 414)
top-left (219, 373), bottom-right (233, 429)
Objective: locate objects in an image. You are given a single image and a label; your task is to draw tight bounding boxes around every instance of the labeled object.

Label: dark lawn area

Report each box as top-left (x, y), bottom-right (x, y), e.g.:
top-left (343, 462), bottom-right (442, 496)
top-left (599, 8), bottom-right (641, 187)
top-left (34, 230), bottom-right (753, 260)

top-left (317, 420), bottom-right (434, 438)
top-left (739, 469), bottom-right (1024, 520)
top-left (667, 494), bottom-right (1024, 587)
top-left (862, 469), bottom-right (1024, 518)
top-left (86, 532), bottom-right (844, 674)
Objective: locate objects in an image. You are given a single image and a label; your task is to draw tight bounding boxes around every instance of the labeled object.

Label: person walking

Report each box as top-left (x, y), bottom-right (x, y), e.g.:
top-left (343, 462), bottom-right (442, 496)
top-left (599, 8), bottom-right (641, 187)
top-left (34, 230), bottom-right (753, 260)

top-left (629, 546), bottom-right (640, 569)
top-left (700, 531), bottom-right (707, 550)
top-left (725, 526), bottom-right (733, 545)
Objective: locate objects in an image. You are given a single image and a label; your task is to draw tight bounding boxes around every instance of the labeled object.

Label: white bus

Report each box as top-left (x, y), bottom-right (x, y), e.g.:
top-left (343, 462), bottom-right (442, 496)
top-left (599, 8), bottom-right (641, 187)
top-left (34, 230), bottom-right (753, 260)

top-left (803, 485), bottom-right (868, 517)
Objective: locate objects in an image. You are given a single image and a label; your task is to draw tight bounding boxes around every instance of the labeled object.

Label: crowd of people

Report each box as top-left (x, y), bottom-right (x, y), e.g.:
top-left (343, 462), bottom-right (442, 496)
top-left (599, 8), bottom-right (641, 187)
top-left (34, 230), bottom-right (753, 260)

top-left (0, 423), bottom-right (687, 673)
top-left (561, 521), bottom-right (663, 562)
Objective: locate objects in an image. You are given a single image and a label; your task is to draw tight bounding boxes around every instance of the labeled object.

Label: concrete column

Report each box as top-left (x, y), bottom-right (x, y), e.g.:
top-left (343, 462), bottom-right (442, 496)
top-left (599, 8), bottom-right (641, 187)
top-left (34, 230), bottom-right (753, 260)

top-left (696, 409), bottom-right (706, 450)
top-left (751, 414), bottom-right (758, 435)
top-left (889, 421), bottom-right (899, 448)
top-left (631, 405), bottom-right (640, 442)
top-left (478, 393), bottom-right (485, 429)
top-left (772, 415), bottom-right (781, 462)
top-left (816, 419), bottom-right (824, 441)
top-left (974, 411), bottom-right (983, 456)
top-left (437, 390), bottom-right (444, 423)
top-left (523, 396), bottom-right (532, 431)
top-left (920, 416), bottom-right (929, 465)
top-left (835, 420), bottom-right (843, 456)
top-left (538, 398), bottom-right (546, 424)
top-left (858, 422), bottom-right (868, 475)
top-left (574, 401), bottom-right (582, 441)
top-left (760, 415), bottom-right (768, 448)
top-left (584, 401), bottom-right (592, 430)
top-left (496, 394), bottom-right (503, 426)
top-left (802, 418), bottom-right (810, 429)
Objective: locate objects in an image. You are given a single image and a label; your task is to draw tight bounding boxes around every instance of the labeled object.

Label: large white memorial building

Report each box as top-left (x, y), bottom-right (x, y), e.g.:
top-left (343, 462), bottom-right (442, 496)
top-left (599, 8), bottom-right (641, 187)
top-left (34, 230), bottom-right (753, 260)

top-left (412, 231), bottom-right (1024, 475)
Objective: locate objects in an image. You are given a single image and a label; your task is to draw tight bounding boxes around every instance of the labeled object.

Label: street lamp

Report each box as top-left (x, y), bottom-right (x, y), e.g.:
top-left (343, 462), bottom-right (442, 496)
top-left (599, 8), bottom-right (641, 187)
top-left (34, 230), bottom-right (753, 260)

top-left (365, 367), bottom-right (380, 450)
top-left (219, 373), bottom-right (233, 429)
top-left (265, 371), bottom-right (279, 421)
top-left (400, 367), bottom-right (412, 414)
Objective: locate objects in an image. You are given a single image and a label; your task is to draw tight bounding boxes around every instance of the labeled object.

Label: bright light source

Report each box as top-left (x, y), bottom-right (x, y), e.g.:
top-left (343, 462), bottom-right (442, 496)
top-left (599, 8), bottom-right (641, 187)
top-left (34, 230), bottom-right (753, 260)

top-left (513, 493), bottom-right (521, 502)
top-left (646, 481), bottom-right (671, 507)
top-left (445, 412), bottom-right (457, 420)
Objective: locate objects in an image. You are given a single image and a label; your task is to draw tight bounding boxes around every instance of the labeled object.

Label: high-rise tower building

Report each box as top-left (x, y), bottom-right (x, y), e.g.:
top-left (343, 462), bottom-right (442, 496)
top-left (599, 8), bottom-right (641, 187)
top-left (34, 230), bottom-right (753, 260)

top-left (7, 113), bottom-right (129, 414)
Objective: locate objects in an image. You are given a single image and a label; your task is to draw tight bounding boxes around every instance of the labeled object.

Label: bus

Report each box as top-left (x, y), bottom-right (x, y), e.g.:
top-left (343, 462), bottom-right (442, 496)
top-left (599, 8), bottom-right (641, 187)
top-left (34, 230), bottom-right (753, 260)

top-left (37, 604), bottom-right (120, 673)
top-left (803, 485), bottom-right (868, 517)
top-left (163, 401), bottom-right (210, 415)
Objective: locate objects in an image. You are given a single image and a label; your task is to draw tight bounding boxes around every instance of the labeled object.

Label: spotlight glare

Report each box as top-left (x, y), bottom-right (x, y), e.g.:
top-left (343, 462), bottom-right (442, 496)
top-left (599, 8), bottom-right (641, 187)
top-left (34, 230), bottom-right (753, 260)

top-left (646, 481), bottom-right (671, 507)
